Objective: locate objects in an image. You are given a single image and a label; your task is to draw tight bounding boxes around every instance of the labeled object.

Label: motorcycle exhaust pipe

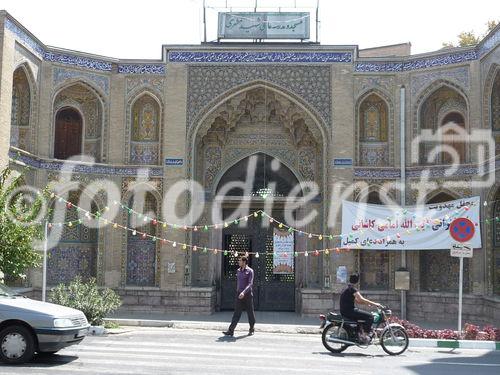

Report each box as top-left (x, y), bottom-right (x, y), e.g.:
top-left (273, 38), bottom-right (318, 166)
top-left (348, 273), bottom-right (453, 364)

top-left (327, 337), bottom-right (379, 347)
top-left (326, 337), bottom-right (357, 346)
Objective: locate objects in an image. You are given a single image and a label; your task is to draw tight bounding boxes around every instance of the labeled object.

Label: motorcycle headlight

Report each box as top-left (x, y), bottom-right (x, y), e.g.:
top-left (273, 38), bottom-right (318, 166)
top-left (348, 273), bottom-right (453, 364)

top-left (53, 318), bottom-right (74, 328)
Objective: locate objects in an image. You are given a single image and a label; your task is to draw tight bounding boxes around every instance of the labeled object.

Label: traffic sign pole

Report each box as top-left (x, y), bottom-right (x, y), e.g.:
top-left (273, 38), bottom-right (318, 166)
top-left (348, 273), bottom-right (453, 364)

top-left (449, 217), bottom-right (475, 338)
top-left (458, 256), bottom-right (463, 336)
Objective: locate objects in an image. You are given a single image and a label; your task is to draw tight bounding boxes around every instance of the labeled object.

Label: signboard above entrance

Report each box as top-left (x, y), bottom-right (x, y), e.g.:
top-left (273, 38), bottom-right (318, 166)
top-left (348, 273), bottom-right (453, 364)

top-left (218, 12), bottom-right (310, 40)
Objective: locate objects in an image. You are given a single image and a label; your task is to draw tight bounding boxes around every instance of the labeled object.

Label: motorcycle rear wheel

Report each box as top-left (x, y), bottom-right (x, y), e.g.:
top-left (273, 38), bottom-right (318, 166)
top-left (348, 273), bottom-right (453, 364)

top-left (321, 324), bottom-right (349, 353)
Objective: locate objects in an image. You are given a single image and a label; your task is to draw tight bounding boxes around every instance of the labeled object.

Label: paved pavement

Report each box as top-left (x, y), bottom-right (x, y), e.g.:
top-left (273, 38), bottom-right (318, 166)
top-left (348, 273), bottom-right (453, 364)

top-left (109, 310), bottom-right (455, 330)
top-left (1, 327), bottom-right (499, 375)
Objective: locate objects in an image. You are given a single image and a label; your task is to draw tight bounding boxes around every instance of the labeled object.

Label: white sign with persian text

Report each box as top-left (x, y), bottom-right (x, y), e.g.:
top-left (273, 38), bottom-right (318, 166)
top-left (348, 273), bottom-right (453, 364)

top-left (341, 197), bottom-right (481, 250)
top-left (273, 229), bottom-right (294, 274)
top-left (218, 12), bottom-right (310, 39)
top-left (450, 244), bottom-right (473, 258)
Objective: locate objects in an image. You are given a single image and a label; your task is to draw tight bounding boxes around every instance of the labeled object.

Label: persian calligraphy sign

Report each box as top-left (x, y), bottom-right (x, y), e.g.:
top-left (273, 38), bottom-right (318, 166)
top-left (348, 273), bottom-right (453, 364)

top-left (341, 196), bottom-right (481, 250)
top-left (218, 12), bottom-right (310, 40)
top-left (273, 229), bottom-right (294, 274)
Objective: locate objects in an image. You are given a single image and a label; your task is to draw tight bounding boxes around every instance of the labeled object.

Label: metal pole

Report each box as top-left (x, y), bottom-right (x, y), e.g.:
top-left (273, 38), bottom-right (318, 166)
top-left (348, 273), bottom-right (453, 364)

top-left (458, 256), bottom-right (463, 336)
top-left (400, 85), bottom-right (407, 320)
top-left (42, 220), bottom-right (48, 302)
top-left (203, 0), bottom-right (207, 43)
top-left (316, 0), bottom-right (319, 43)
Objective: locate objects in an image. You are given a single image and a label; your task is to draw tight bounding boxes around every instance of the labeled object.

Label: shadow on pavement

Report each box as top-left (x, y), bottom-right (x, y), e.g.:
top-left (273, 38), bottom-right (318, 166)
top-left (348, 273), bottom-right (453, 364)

top-left (405, 350), bottom-right (500, 375)
top-left (216, 334), bottom-right (251, 342)
top-left (313, 351), bottom-right (387, 358)
top-left (0, 354), bottom-right (78, 368)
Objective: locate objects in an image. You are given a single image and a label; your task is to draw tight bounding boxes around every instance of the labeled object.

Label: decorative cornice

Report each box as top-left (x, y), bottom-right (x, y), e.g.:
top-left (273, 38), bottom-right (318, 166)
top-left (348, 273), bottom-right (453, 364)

top-left (4, 15), bottom-right (500, 73)
top-left (118, 64), bottom-right (165, 75)
top-left (44, 51), bottom-right (113, 72)
top-left (9, 149), bottom-right (163, 177)
top-left (355, 51), bottom-right (478, 72)
top-left (353, 163), bottom-right (493, 179)
top-left (168, 51), bottom-right (353, 63)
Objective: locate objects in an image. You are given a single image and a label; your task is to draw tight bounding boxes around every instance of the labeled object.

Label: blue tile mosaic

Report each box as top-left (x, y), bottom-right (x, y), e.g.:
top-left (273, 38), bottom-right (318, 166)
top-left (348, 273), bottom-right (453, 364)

top-left (355, 51), bottom-right (478, 72)
top-left (4, 15), bottom-right (499, 75)
top-left (478, 27), bottom-right (500, 57)
top-left (44, 51), bottom-right (113, 72)
top-left (353, 165), bottom-right (481, 179)
top-left (9, 149), bottom-right (163, 177)
top-left (118, 64), bottom-right (165, 74)
top-left (53, 67), bottom-right (110, 95)
top-left (168, 51), bottom-right (353, 63)
top-left (5, 18), bottom-right (45, 57)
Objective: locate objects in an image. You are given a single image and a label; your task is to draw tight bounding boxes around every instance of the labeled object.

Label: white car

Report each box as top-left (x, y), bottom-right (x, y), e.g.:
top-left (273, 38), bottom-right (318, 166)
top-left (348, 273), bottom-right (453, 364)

top-left (0, 283), bottom-right (90, 364)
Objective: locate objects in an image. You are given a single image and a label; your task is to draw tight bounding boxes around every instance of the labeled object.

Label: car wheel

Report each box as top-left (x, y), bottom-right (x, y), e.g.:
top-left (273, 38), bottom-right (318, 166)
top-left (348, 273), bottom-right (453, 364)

top-left (0, 325), bottom-right (35, 364)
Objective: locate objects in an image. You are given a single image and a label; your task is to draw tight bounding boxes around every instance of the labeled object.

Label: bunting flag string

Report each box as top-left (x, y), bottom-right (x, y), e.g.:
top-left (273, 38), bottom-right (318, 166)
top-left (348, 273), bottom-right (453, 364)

top-left (44, 192), bottom-right (481, 256)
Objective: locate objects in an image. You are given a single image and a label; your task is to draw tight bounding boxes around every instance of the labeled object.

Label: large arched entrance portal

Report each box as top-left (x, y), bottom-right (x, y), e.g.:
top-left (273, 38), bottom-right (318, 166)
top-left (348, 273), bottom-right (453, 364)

top-left (217, 153), bottom-right (303, 311)
top-left (190, 84), bottom-right (327, 312)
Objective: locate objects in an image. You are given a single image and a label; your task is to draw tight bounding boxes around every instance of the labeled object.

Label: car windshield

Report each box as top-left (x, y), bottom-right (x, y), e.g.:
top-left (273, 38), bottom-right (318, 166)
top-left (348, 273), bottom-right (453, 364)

top-left (0, 283), bottom-right (15, 297)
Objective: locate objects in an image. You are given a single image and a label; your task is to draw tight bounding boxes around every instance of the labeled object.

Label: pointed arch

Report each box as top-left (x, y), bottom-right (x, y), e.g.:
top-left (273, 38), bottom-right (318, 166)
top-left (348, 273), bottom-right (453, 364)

top-left (189, 81), bottom-right (327, 199)
top-left (483, 63), bottom-right (500, 130)
top-left (126, 90), bottom-right (163, 165)
top-left (214, 152), bottom-right (304, 198)
top-left (415, 80), bottom-right (469, 165)
top-left (11, 63), bottom-right (36, 152)
top-left (355, 88), bottom-right (393, 166)
top-left (52, 80), bottom-right (105, 162)
top-left (484, 64), bottom-right (500, 156)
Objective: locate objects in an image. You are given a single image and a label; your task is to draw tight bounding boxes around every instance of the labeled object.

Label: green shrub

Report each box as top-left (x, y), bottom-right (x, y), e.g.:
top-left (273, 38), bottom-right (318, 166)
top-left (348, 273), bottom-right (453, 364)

top-left (49, 277), bottom-right (121, 326)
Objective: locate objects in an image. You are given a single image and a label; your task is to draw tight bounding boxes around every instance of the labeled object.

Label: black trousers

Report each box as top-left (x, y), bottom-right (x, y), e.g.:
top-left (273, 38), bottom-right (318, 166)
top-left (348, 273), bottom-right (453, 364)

top-left (342, 308), bottom-right (374, 334)
top-left (228, 294), bottom-right (256, 332)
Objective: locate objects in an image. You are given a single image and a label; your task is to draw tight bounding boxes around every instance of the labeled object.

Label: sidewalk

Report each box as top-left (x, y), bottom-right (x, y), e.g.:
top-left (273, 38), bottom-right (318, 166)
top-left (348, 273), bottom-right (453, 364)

top-left (107, 310), bottom-right (455, 333)
top-left (105, 311), bottom-right (500, 350)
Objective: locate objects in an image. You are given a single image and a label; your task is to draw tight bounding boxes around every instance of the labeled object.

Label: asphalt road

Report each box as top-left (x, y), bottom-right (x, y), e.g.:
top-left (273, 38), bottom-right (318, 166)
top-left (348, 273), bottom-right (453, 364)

top-left (1, 328), bottom-right (499, 375)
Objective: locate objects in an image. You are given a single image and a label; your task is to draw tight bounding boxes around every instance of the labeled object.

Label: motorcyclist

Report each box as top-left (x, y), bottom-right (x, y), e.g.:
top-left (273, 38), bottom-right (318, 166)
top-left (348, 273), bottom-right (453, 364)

top-left (339, 273), bottom-right (383, 344)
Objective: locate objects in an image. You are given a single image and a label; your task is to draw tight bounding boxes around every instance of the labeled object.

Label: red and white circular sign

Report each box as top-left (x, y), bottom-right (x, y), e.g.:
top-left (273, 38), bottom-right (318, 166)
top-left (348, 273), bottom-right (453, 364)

top-left (449, 218), bottom-right (475, 243)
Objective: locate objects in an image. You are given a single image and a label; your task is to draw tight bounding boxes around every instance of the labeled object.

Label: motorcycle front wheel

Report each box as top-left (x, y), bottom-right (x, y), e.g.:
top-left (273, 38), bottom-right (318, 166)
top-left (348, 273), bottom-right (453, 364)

top-left (380, 326), bottom-right (409, 355)
top-left (321, 324), bottom-right (350, 353)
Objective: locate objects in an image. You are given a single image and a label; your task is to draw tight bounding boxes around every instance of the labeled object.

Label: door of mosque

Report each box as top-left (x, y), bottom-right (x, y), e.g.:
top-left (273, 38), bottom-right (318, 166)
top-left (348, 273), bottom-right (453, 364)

top-left (220, 209), bottom-right (295, 311)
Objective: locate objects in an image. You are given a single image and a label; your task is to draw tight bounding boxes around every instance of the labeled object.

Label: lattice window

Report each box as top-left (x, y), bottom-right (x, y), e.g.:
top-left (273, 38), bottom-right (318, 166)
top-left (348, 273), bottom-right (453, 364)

top-left (360, 251), bottom-right (389, 290)
top-left (359, 191), bottom-right (390, 290)
top-left (126, 193), bottom-right (158, 286)
top-left (223, 234), bottom-right (251, 280)
top-left (47, 191), bottom-right (98, 285)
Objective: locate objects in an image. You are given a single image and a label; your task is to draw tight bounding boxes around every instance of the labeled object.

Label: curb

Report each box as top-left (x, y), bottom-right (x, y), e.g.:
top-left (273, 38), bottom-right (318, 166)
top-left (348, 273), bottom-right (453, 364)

top-left (410, 338), bottom-right (500, 350)
top-left (106, 318), bottom-right (315, 334)
top-left (105, 318), bottom-right (500, 349)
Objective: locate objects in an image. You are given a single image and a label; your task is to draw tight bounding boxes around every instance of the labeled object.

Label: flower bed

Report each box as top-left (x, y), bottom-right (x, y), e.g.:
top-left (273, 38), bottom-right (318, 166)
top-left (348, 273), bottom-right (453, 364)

top-left (388, 317), bottom-right (500, 341)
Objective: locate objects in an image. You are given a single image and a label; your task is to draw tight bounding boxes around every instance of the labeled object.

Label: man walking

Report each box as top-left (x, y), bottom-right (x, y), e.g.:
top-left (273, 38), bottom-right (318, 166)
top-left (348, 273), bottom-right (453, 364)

top-left (223, 256), bottom-right (255, 336)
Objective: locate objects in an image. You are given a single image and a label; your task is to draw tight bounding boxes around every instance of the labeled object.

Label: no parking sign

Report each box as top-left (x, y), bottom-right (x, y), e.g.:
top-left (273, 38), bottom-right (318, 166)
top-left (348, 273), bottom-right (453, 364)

top-left (449, 218), bottom-right (475, 243)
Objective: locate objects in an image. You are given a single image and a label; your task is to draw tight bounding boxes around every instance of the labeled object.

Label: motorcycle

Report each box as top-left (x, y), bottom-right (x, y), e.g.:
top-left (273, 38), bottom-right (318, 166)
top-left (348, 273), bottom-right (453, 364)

top-left (319, 306), bottom-right (409, 355)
